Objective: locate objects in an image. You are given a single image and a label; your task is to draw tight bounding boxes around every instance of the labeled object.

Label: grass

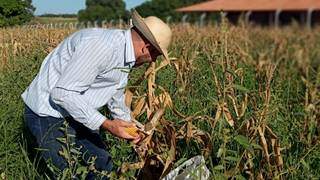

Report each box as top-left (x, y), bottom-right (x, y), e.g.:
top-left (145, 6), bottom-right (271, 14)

top-left (0, 22), bottom-right (319, 179)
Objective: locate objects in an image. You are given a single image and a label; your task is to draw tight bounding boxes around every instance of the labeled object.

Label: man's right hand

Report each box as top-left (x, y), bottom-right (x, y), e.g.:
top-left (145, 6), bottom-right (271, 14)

top-left (101, 119), bottom-right (140, 142)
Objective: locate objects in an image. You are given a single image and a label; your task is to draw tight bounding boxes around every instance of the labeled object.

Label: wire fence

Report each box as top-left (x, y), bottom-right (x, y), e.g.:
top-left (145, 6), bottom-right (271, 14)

top-left (2, 10), bottom-right (320, 30)
top-left (20, 21), bottom-right (127, 29)
top-left (14, 13), bottom-right (211, 29)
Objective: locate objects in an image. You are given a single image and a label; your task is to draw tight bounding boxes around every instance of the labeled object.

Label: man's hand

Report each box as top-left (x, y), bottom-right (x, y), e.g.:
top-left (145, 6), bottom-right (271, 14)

top-left (101, 119), bottom-right (141, 143)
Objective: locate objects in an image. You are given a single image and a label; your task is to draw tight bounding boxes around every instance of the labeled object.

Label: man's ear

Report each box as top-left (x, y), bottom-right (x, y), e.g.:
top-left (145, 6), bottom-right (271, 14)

top-left (142, 44), bottom-right (151, 54)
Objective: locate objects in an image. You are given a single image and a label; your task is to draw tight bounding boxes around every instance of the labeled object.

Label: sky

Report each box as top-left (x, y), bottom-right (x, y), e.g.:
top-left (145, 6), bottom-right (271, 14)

top-left (32, 0), bottom-right (146, 15)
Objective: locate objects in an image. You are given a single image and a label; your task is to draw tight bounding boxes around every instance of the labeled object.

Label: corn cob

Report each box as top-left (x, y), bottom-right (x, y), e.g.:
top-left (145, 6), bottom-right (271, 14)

top-left (125, 127), bottom-right (139, 137)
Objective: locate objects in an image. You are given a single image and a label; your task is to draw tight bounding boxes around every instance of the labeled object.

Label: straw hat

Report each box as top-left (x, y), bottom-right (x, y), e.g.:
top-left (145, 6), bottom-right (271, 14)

top-left (131, 10), bottom-right (172, 61)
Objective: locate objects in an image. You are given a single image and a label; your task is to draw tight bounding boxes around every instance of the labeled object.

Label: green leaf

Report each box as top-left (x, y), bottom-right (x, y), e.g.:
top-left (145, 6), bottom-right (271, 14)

top-left (234, 135), bottom-right (250, 149)
top-left (70, 148), bottom-right (81, 155)
top-left (213, 165), bottom-right (224, 170)
top-left (61, 169), bottom-right (70, 180)
top-left (251, 143), bottom-right (263, 150)
top-left (225, 156), bottom-right (238, 162)
top-left (67, 134), bottom-right (76, 137)
top-left (226, 69), bottom-right (238, 78)
top-left (56, 137), bottom-right (66, 144)
top-left (76, 166), bottom-right (87, 175)
top-left (175, 157), bottom-right (188, 167)
top-left (58, 146), bottom-right (70, 160)
top-left (301, 159), bottom-right (310, 170)
top-left (217, 147), bottom-right (223, 158)
top-left (236, 174), bottom-right (247, 180)
top-left (232, 85), bottom-right (250, 93)
top-left (227, 149), bottom-right (238, 156)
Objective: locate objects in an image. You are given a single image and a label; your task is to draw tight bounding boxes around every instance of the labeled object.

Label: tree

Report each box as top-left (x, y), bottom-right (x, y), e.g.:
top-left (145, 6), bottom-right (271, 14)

top-left (135, 0), bottom-right (207, 22)
top-left (78, 0), bottom-right (128, 22)
top-left (0, 0), bottom-right (35, 27)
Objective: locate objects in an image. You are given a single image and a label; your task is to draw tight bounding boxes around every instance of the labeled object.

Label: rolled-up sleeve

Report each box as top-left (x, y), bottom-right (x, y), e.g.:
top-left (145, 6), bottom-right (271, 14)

top-left (50, 38), bottom-right (116, 130)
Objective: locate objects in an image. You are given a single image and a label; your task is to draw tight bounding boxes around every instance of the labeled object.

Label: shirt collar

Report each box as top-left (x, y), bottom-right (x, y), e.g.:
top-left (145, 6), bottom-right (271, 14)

top-left (124, 29), bottom-right (136, 67)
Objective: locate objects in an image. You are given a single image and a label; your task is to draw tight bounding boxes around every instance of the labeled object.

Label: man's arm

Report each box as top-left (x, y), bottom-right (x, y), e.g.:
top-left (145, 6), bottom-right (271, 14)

top-left (103, 75), bottom-right (141, 142)
top-left (107, 85), bottom-right (131, 122)
top-left (50, 38), bottom-right (113, 130)
top-left (50, 36), bottom-right (140, 142)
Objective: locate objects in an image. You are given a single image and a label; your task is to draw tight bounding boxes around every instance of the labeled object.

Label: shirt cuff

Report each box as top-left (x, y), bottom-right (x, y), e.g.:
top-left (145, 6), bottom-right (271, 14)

top-left (86, 112), bottom-right (106, 130)
top-left (112, 112), bottom-right (131, 122)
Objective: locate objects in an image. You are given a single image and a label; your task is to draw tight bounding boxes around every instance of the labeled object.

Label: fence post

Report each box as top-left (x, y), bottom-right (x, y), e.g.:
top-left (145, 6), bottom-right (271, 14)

top-left (166, 16), bottom-right (172, 25)
top-left (275, 9), bottom-right (282, 27)
top-left (102, 20), bottom-right (107, 28)
top-left (110, 19), bottom-right (114, 27)
top-left (74, 22), bottom-right (78, 29)
top-left (307, 8), bottom-right (314, 29)
top-left (245, 11), bottom-right (252, 25)
top-left (81, 22), bottom-right (85, 29)
top-left (182, 14), bottom-right (189, 26)
top-left (88, 21), bottom-right (93, 28)
top-left (118, 18), bottom-right (123, 28)
top-left (94, 20), bottom-right (99, 27)
top-left (199, 13), bottom-right (207, 27)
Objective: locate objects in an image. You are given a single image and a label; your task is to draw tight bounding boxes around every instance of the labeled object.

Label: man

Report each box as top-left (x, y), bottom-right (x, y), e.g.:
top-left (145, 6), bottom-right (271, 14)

top-left (22, 10), bottom-right (172, 177)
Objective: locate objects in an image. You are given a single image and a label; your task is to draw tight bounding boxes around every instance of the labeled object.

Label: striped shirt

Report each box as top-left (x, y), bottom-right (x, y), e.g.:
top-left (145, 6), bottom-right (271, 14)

top-left (21, 28), bottom-right (136, 130)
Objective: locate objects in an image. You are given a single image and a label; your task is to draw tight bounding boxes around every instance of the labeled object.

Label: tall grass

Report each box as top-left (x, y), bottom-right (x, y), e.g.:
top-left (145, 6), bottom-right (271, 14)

top-left (0, 23), bottom-right (319, 179)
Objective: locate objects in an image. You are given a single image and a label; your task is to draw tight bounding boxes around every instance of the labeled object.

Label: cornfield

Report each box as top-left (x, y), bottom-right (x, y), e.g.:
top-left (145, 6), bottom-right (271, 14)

top-left (0, 21), bottom-right (319, 179)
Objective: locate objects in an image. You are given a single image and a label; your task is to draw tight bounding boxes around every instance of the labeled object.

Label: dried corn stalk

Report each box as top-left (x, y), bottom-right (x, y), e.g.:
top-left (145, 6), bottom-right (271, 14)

top-left (121, 58), bottom-right (212, 179)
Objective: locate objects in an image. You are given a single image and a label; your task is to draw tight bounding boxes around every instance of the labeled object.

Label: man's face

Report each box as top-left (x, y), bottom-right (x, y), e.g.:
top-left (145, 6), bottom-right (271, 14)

top-left (134, 44), bottom-right (161, 67)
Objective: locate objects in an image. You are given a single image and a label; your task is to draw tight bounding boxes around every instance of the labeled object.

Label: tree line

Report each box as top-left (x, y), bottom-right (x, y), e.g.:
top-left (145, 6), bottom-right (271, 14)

top-left (39, 14), bottom-right (77, 18)
top-left (78, 0), bottom-right (207, 22)
top-left (0, 0), bottom-right (206, 27)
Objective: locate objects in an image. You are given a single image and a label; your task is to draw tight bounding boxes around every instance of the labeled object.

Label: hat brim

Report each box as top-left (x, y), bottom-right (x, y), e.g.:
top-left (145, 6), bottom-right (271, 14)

top-left (132, 10), bottom-right (169, 61)
top-left (162, 49), bottom-right (169, 62)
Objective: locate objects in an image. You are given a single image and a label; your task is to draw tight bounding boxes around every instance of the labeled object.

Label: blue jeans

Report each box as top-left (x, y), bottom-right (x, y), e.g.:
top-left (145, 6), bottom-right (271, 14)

top-left (24, 105), bottom-right (112, 178)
